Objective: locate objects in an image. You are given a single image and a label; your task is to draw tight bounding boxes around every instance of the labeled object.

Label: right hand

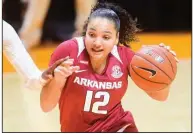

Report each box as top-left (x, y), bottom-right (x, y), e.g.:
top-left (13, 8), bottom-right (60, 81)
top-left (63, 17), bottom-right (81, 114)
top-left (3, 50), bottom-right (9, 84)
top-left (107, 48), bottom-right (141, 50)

top-left (54, 58), bottom-right (80, 82)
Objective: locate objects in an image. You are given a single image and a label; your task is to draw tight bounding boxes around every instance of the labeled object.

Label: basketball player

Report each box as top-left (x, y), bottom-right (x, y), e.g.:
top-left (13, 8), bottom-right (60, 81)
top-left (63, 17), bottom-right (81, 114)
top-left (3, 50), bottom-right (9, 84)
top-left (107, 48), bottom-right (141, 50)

top-left (40, 2), bottom-right (178, 132)
top-left (3, 20), bottom-right (66, 90)
top-left (18, 0), bottom-right (51, 49)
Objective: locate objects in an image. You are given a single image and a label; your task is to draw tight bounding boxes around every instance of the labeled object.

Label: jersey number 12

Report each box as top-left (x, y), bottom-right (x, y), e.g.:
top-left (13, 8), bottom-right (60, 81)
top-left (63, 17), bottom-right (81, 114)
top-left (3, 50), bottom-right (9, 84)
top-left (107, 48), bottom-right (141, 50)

top-left (84, 90), bottom-right (110, 114)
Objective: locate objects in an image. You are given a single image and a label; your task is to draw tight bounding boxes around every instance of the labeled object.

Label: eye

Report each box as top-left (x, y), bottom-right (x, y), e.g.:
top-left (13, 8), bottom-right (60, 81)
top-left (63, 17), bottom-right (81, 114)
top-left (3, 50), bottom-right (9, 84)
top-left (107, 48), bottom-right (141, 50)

top-left (103, 36), bottom-right (110, 40)
top-left (88, 32), bottom-right (95, 38)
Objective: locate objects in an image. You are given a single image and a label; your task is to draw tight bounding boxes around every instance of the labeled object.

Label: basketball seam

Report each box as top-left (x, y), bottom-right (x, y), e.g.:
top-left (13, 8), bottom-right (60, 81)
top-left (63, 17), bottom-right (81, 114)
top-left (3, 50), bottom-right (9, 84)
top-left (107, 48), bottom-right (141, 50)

top-left (135, 53), bottom-right (172, 81)
top-left (147, 47), bottom-right (175, 80)
top-left (152, 47), bottom-right (175, 75)
top-left (130, 64), bottom-right (169, 85)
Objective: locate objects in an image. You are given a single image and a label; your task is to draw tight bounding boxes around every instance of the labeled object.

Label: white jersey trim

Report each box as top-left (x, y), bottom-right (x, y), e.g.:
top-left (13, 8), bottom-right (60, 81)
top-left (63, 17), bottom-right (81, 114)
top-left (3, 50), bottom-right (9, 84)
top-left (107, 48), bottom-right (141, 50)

top-left (117, 124), bottom-right (131, 132)
top-left (111, 45), bottom-right (123, 64)
top-left (75, 37), bottom-right (85, 57)
top-left (75, 37), bottom-right (123, 64)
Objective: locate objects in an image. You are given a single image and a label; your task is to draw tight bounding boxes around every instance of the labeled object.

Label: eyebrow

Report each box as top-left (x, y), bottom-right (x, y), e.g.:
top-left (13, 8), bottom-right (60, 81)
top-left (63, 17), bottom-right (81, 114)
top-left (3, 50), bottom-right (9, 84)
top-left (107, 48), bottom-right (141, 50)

top-left (103, 31), bottom-right (112, 34)
top-left (89, 27), bottom-right (96, 31)
top-left (89, 27), bottom-right (112, 34)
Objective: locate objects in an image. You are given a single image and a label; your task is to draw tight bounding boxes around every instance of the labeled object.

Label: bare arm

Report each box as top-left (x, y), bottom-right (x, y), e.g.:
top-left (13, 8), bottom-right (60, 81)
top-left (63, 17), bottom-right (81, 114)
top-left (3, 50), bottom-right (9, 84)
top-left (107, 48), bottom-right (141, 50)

top-left (40, 76), bottom-right (67, 112)
top-left (40, 59), bottom-right (80, 112)
top-left (19, 0), bottom-right (51, 48)
top-left (3, 20), bottom-right (65, 90)
top-left (3, 20), bottom-right (43, 89)
top-left (74, 0), bottom-right (96, 34)
top-left (21, 0), bottom-right (50, 31)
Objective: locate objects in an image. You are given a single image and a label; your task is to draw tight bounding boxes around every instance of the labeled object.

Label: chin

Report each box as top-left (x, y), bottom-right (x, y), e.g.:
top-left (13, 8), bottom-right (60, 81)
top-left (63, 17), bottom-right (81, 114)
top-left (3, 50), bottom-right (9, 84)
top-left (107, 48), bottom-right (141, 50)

top-left (89, 53), bottom-right (104, 60)
top-left (91, 55), bottom-right (103, 60)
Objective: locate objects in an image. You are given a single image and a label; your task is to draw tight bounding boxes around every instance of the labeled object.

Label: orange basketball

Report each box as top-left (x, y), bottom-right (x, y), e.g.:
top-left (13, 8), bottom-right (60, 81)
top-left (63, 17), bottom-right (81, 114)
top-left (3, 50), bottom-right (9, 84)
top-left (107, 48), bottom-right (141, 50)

top-left (129, 45), bottom-right (177, 92)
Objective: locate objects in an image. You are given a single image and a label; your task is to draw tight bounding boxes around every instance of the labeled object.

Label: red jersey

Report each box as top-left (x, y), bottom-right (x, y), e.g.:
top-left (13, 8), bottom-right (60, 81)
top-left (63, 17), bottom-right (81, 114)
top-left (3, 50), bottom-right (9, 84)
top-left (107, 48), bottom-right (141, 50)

top-left (49, 37), bottom-right (137, 132)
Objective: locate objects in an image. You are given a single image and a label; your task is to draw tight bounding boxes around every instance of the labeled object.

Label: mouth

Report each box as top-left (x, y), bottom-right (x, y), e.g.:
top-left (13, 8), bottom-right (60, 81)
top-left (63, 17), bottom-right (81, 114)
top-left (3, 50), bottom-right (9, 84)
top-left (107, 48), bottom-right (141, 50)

top-left (91, 48), bottom-right (103, 52)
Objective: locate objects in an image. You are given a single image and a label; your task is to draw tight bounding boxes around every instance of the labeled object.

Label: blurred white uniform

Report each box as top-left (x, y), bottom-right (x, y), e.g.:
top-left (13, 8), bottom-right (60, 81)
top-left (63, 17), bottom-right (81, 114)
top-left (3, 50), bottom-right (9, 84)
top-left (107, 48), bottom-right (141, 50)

top-left (3, 20), bottom-right (46, 90)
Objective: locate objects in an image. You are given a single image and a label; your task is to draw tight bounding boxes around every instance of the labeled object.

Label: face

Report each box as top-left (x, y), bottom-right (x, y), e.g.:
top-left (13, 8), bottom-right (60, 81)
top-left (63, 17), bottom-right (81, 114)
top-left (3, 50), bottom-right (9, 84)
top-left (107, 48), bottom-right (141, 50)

top-left (85, 17), bottom-right (119, 61)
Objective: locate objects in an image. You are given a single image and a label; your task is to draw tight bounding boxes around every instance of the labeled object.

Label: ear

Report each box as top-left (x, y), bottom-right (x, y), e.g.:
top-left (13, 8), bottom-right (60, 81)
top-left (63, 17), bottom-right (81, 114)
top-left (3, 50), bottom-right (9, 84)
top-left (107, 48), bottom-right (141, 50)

top-left (116, 32), bottom-right (119, 45)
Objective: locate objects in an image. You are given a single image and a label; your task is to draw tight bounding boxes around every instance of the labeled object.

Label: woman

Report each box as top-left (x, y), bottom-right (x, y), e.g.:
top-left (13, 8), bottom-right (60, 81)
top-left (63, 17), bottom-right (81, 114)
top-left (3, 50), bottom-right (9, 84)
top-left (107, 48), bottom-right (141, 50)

top-left (40, 2), bottom-right (178, 132)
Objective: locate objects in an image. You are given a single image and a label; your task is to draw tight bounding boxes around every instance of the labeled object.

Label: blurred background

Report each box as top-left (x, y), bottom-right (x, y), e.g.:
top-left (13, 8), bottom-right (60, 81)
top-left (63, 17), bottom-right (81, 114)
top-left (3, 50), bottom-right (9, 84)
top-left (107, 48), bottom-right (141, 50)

top-left (3, 0), bottom-right (192, 132)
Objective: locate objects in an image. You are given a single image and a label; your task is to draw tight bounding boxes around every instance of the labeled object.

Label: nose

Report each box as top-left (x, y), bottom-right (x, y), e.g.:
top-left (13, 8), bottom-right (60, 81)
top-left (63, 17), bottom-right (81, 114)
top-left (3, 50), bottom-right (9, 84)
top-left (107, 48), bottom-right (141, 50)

top-left (93, 38), bottom-right (102, 48)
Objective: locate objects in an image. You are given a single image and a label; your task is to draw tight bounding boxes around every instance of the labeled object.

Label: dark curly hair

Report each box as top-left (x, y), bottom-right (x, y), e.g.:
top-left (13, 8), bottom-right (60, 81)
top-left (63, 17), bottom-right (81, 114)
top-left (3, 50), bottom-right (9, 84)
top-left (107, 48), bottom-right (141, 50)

top-left (82, 2), bottom-right (141, 47)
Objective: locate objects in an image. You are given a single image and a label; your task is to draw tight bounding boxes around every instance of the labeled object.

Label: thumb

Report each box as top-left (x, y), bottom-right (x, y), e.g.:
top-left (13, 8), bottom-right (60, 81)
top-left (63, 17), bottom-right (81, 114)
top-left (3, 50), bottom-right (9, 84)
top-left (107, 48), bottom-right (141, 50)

top-left (41, 56), bottom-right (70, 79)
top-left (40, 74), bottom-right (53, 86)
top-left (48, 56), bottom-right (70, 73)
top-left (44, 74), bottom-right (53, 81)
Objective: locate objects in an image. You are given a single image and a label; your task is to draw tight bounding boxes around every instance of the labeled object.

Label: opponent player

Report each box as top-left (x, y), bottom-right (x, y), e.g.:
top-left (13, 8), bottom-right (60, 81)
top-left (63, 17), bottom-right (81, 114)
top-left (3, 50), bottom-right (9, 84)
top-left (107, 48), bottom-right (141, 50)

top-left (17, 0), bottom-right (96, 49)
top-left (3, 20), bottom-right (66, 90)
top-left (40, 2), bottom-right (178, 132)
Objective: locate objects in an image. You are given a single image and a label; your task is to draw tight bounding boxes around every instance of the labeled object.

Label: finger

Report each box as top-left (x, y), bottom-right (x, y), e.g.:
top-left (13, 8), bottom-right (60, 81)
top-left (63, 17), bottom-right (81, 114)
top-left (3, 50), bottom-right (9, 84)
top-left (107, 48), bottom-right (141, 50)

top-left (70, 66), bottom-right (80, 72)
top-left (52, 57), bottom-right (69, 68)
top-left (60, 66), bottom-right (72, 74)
top-left (39, 75), bottom-right (48, 85)
top-left (60, 59), bottom-right (74, 67)
top-left (159, 43), bottom-right (165, 47)
top-left (170, 50), bottom-right (176, 56)
top-left (48, 56), bottom-right (70, 73)
top-left (43, 74), bottom-right (53, 80)
top-left (174, 57), bottom-right (179, 62)
top-left (40, 74), bottom-right (53, 87)
top-left (165, 46), bottom-right (170, 51)
top-left (54, 67), bottom-right (68, 77)
top-left (54, 67), bottom-right (63, 74)
top-left (56, 66), bottom-right (73, 77)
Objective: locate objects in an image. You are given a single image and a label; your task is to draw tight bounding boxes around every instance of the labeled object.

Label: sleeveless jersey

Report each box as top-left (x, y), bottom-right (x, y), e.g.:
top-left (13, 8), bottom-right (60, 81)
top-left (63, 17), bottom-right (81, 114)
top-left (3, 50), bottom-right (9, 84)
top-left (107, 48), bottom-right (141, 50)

top-left (49, 37), bottom-right (137, 132)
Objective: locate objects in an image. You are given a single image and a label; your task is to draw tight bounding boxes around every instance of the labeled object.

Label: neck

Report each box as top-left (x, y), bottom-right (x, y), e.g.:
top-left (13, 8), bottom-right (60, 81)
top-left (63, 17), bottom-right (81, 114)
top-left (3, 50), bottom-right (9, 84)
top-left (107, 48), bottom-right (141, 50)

top-left (90, 56), bottom-right (108, 74)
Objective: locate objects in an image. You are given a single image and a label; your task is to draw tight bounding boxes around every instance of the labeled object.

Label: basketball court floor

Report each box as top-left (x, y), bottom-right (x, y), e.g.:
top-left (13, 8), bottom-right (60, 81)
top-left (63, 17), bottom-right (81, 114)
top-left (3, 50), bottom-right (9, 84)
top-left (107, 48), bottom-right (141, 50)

top-left (3, 33), bottom-right (192, 132)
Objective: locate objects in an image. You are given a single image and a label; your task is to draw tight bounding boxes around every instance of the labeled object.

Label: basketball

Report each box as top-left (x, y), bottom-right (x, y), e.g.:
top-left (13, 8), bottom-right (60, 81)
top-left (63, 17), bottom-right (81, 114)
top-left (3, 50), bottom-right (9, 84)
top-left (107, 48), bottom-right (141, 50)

top-left (130, 45), bottom-right (177, 92)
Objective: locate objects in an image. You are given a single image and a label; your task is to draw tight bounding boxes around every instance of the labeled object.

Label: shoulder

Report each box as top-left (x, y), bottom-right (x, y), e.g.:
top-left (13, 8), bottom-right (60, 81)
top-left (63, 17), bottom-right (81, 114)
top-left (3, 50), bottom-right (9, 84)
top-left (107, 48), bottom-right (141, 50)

top-left (49, 38), bottom-right (79, 66)
top-left (117, 45), bottom-right (135, 55)
top-left (56, 38), bottom-right (78, 51)
top-left (117, 45), bottom-right (135, 63)
top-left (52, 38), bottom-right (79, 56)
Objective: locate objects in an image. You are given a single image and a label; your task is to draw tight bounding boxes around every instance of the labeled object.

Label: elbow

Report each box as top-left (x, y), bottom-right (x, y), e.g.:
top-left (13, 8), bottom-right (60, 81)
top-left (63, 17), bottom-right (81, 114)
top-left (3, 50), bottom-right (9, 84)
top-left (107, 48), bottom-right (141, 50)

top-left (40, 106), bottom-right (52, 113)
top-left (40, 83), bottom-right (62, 113)
top-left (40, 100), bottom-right (53, 113)
top-left (40, 93), bottom-right (54, 113)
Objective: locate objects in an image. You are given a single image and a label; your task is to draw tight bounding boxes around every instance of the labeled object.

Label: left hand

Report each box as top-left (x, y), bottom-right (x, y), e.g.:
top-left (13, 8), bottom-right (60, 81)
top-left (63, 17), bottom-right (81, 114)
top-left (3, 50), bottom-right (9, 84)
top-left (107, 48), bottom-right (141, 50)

top-left (142, 43), bottom-right (179, 63)
top-left (158, 43), bottom-right (179, 63)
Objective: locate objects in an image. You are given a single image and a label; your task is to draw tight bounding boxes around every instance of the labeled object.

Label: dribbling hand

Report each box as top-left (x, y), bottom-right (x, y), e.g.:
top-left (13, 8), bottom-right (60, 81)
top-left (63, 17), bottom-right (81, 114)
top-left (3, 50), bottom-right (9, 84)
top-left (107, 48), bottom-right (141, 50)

top-left (142, 43), bottom-right (179, 63)
top-left (159, 43), bottom-right (179, 63)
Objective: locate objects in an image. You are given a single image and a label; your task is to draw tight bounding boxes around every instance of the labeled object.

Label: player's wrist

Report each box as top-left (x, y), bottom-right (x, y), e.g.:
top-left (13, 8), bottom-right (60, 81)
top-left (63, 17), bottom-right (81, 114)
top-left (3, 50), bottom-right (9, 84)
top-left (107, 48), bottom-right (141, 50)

top-left (53, 75), bottom-right (67, 83)
top-left (39, 75), bottom-right (48, 87)
top-left (49, 77), bottom-right (67, 90)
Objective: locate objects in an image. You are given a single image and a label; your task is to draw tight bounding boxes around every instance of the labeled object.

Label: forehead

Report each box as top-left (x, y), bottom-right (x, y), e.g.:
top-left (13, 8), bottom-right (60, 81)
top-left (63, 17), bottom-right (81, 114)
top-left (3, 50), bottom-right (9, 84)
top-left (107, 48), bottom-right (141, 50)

top-left (88, 17), bottom-right (116, 32)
